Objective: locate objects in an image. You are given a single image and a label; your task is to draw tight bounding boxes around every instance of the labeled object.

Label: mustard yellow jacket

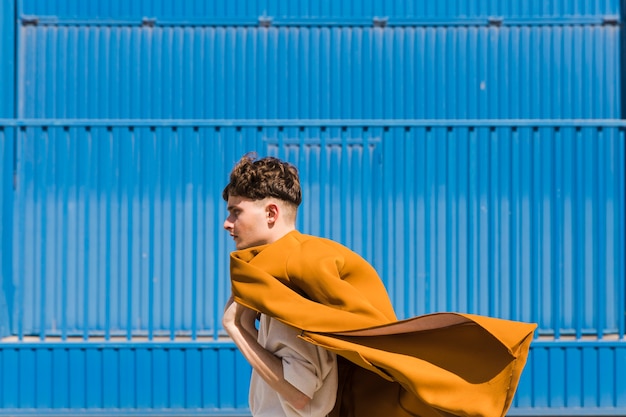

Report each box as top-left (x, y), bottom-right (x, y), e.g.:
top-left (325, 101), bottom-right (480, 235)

top-left (230, 231), bottom-right (536, 417)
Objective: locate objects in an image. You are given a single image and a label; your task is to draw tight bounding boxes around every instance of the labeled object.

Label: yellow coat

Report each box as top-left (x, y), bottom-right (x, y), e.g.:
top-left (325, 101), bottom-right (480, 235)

top-left (230, 231), bottom-right (536, 417)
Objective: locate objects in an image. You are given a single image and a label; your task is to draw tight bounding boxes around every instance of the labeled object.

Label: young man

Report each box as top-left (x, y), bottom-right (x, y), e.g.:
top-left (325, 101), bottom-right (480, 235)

top-left (222, 154), bottom-right (537, 417)
top-left (221, 154), bottom-right (344, 416)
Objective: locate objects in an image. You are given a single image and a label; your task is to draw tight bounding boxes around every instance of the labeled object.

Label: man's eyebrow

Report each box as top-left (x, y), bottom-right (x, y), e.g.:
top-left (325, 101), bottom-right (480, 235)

top-left (226, 205), bottom-right (237, 212)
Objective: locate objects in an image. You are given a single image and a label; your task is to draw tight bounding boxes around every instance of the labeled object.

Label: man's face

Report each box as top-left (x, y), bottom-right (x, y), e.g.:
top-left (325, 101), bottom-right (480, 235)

top-left (223, 195), bottom-right (271, 250)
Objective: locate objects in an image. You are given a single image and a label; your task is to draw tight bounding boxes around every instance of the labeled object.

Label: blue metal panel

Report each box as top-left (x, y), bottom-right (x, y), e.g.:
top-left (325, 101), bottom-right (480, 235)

top-left (377, 123), bottom-right (624, 338)
top-left (0, 342), bottom-right (625, 416)
top-left (510, 341), bottom-right (626, 415)
top-left (0, 0), bottom-right (15, 118)
top-left (2, 5), bottom-right (622, 417)
top-left (9, 124), bottom-right (268, 339)
top-left (0, 343), bottom-right (252, 415)
top-left (0, 0), bottom-right (15, 338)
top-left (18, 0), bottom-right (622, 21)
top-left (17, 24), bottom-right (621, 119)
top-left (0, 128), bottom-right (13, 338)
top-left (2, 120), bottom-right (623, 341)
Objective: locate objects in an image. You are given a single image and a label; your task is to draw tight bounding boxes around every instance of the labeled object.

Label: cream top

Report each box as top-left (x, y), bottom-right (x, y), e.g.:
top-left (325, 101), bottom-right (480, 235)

top-left (249, 314), bottom-right (338, 417)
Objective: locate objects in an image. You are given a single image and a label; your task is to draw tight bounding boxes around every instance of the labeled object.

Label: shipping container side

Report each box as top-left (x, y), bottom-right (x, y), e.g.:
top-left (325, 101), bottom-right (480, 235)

top-left (16, 24), bottom-right (621, 120)
top-left (0, 343), bottom-right (252, 414)
top-left (0, 341), bottom-right (624, 416)
top-left (17, 0), bottom-right (623, 21)
top-left (1, 121), bottom-right (623, 341)
top-left (2, 0), bottom-right (625, 416)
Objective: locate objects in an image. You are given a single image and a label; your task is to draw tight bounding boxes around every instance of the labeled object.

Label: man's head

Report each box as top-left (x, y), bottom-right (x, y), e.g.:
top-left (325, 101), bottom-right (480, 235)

top-left (222, 154), bottom-right (302, 249)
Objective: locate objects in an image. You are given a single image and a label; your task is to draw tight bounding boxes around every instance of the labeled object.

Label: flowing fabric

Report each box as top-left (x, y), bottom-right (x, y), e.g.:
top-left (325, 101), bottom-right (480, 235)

top-left (230, 231), bottom-right (536, 417)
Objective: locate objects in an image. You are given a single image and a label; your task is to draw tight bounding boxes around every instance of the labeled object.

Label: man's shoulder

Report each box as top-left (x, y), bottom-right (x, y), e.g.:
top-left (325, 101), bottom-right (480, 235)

top-left (286, 232), bottom-right (370, 271)
top-left (290, 231), bottom-right (350, 251)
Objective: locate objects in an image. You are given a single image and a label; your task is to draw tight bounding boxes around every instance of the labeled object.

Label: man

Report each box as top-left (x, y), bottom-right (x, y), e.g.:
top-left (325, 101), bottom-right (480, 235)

top-left (222, 153), bottom-right (537, 417)
top-left (221, 154), bottom-right (345, 416)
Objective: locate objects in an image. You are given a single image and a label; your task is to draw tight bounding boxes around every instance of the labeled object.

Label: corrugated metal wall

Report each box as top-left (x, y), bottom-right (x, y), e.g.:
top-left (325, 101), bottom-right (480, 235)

top-left (3, 122), bottom-right (624, 339)
top-left (0, 0), bottom-right (15, 119)
top-left (17, 24), bottom-right (621, 119)
top-left (1, 0), bottom-right (625, 415)
top-left (16, 0), bottom-right (623, 20)
top-left (0, 343), bottom-right (250, 413)
top-left (1, 120), bottom-right (624, 415)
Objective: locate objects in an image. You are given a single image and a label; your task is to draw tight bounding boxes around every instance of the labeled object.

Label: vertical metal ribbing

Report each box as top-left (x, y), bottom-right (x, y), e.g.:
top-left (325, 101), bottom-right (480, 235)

top-left (14, 0), bottom-right (626, 19)
top-left (424, 126), bottom-right (434, 313)
top-left (611, 126), bottom-right (622, 337)
top-left (57, 127), bottom-right (68, 340)
top-left (398, 126), bottom-right (409, 314)
top-left (585, 128), bottom-right (598, 335)
top-left (168, 126), bottom-right (179, 340)
top-left (339, 127), bottom-right (349, 246)
top-left (477, 126), bottom-right (490, 316)
top-left (124, 127), bottom-right (137, 340)
top-left (466, 126), bottom-right (477, 315)
top-left (443, 127), bottom-right (453, 312)
top-left (6, 122), bottom-right (625, 341)
top-left (36, 127), bottom-right (47, 340)
top-left (530, 127), bottom-right (541, 331)
top-left (0, 0), bottom-right (15, 119)
top-left (561, 128), bottom-right (574, 333)
top-left (506, 126), bottom-right (524, 320)
top-left (0, 126), bottom-right (12, 338)
top-left (14, 127), bottom-right (25, 340)
top-left (498, 126), bottom-right (512, 319)
top-left (102, 127), bottom-right (112, 340)
top-left (488, 126), bottom-right (498, 318)
top-left (15, 23), bottom-right (621, 119)
top-left (212, 127), bottom-right (225, 340)
top-left (146, 128), bottom-right (156, 341)
top-left (573, 127), bottom-right (583, 338)
top-left (552, 127), bottom-right (563, 338)
top-left (71, 126), bottom-right (83, 335)
top-left (189, 127), bottom-right (199, 340)
top-left (403, 127), bottom-right (416, 316)
top-left (595, 127), bottom-right (604, 339)
top-left (604, 126), bottom-right (621, 337)
top-left (80, 127), bottom-right (90, 340)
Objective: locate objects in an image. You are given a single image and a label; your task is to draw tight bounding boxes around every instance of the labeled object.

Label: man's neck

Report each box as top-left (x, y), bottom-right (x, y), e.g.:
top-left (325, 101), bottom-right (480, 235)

top-left (266, 225), bottom-right (296, 245)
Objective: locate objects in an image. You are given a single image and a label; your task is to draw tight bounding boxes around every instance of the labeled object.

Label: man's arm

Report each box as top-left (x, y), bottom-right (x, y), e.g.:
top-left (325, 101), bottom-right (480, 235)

top-left (222, 297), bottom-right (311, 410)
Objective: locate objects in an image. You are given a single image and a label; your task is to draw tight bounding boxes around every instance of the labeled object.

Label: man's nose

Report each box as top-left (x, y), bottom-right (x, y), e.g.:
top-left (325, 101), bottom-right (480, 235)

top-left (223, 217), bottom-right (233, 230)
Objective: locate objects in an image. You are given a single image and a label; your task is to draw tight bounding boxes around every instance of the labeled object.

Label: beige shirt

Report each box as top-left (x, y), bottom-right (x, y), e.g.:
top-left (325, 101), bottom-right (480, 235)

top-left (249, 314), bottom-right (337, 417)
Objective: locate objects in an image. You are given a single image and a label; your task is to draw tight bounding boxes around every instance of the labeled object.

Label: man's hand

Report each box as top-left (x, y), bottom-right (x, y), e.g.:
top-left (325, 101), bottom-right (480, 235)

top-left (223, 296), bottom-right (258, 338)
top-left (221, 295), bottom-right (311, 410)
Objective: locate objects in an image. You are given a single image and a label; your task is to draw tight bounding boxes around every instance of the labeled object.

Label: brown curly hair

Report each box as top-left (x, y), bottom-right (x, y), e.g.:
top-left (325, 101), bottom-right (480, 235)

top-left (222, 153), bottom-right (302, 208)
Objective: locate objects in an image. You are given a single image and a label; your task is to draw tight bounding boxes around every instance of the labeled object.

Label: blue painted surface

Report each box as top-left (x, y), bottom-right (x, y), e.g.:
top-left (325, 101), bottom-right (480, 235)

top-left (0, 0), bottom-right (15, 118)
top-left (0, 342), bottom-right (252, 415)
top-left (1, 121), bottom-right (623, 340)
top-left (16, 24), bottom-right (621, 119)
top-left (17, 0), bottom-right (623, 20)
top-left (1, 0), bottom-right (625, 415)
top-left (0, 126), bottom-right (13, 338)
top-left (0, 341), bottom-right (625, 416)
top-left (0, 1), bottom-right (15, 328)
top-left (0, 119), bottom-right (625, 416)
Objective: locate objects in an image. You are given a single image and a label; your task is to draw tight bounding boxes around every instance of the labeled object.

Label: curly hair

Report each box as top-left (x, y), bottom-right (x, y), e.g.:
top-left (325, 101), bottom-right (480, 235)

top-left (222, 153), bottom-right (302, 207)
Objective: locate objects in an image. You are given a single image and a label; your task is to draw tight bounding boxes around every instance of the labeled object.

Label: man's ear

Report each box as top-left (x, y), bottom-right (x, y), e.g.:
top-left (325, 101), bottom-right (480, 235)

top-left (266, 203), bottom-right (279, 224)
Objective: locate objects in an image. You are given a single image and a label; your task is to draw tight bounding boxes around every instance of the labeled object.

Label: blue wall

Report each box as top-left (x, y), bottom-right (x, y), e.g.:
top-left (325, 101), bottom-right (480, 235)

top-left (15, 0), bottom-right (624, 20)
top-left (1, 121), bottom-right (624, 338)
top-left (15, 23), bottom-right (621, 119)
top-left (1, 0), bottom-right (625, 415)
